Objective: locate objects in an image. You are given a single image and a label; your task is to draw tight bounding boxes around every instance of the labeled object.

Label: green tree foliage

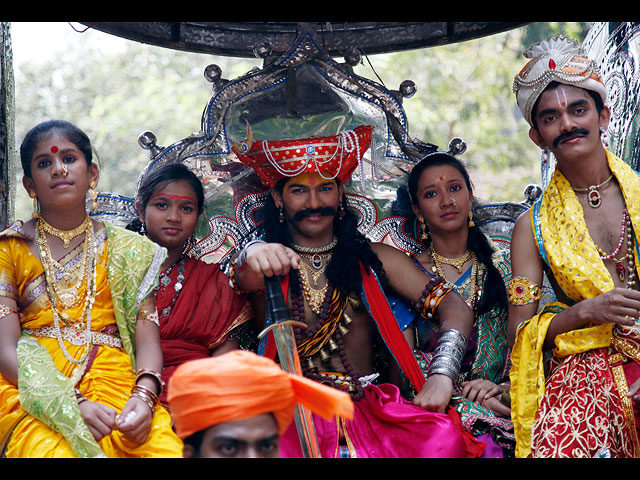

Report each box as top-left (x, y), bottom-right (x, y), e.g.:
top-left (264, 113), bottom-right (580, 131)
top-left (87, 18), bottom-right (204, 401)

top-left (12, 22), bottom-right (590, 220)
top-left (13, 31), bottom-right (260, 219)
top-left (354, 22), bottom-right (590, 203)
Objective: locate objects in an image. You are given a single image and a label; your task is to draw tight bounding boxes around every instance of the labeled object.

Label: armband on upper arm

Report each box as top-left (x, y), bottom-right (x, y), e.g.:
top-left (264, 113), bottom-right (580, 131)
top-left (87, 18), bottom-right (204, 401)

top-left (138, 307), bottom-right (160, 327)
top-left (0, 304), bottom-right (21, 320)
top-left (507, 276), bottom-right (543, 305)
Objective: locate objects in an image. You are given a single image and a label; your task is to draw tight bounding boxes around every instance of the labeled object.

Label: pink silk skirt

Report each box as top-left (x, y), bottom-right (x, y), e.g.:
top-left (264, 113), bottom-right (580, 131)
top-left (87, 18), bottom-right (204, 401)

top-left (280, 383), bottom-right (486, 458)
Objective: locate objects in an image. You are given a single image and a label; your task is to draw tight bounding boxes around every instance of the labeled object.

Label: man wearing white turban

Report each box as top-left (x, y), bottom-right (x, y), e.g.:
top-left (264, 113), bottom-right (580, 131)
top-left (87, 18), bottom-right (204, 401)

top-left (508, 34), bottom-right (640, 458)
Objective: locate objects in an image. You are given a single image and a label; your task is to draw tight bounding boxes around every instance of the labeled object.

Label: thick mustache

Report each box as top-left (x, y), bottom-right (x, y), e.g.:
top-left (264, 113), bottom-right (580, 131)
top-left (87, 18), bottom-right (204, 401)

top-left (293, 206), bottom-right (337, 221)
top-left (553, 128), bottom-right (590, 148)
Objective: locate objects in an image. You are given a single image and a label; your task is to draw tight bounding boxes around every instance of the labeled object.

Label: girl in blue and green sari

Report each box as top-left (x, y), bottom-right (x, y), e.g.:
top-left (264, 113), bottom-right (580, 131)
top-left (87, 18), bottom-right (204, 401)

top-left (390, 152), bottom-right (514, 457)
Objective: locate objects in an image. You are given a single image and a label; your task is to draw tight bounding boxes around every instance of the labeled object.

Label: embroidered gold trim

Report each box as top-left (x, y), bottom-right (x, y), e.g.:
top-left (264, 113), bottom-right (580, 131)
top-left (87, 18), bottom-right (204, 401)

top-left (610, 362), bottom-right (640, 457)
top-left (337, 416), bottom-right (357, 458)
top-left (611, 336), bottom-right (640, 363)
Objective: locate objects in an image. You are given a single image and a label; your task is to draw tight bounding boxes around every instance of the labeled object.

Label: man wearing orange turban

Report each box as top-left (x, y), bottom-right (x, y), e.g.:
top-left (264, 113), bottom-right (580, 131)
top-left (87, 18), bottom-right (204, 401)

top-left (167, 350), bottom-right (353, 458)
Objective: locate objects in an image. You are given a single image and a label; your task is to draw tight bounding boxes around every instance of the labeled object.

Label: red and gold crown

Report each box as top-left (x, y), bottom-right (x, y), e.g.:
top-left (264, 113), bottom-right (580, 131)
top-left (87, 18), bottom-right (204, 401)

top-left (232, 125), bottom-right (374, 187)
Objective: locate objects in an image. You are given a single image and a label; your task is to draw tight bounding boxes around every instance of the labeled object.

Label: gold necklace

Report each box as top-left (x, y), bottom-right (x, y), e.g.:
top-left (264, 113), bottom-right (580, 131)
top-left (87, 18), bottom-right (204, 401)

top-left (37, 220), bottom-right (92, 309)
top-left (571, 174), bottom-right (614, 209)
top-left (39, 214), bottom-right (91, 248)
top-left (291, 237), bottom-right (338, 254)
top-left (298, 260), bottom-right (328, 315)
top-left (298, 251), bottom-right (333, 270)
top-left (429, 245), bottom-right (481, 309)
top-left (36, 217), bottom-right (98, 369)
top-left (430, 248), bottom-right (473, 273)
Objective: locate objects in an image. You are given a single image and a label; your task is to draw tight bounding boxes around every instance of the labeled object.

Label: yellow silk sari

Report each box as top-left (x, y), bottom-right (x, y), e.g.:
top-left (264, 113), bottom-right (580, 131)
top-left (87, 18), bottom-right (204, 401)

top-left (510, 152), bottom-right (640, 457)
top-left (0, 222), bottom-right (183, 458)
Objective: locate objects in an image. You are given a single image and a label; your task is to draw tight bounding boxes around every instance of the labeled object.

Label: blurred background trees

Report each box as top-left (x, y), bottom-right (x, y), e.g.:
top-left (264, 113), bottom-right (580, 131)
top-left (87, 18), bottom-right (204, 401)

top-left (10, 21), bottom-right (590, 221)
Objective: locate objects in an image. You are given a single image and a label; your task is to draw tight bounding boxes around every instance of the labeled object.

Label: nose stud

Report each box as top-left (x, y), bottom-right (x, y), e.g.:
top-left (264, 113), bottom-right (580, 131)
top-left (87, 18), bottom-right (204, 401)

top-left (62, 165), bottom-right (68, 177)
top-left (449, 196), bottom-right (456, 206)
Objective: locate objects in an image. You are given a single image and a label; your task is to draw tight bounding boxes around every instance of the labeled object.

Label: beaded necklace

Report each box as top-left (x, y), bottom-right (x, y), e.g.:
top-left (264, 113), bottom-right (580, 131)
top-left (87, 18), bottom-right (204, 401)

top-left (291, 278), bottom-right (364, 400)
top-left (155, 256), bottom-right (186, 319)
top-left (594, 209), bottom-right (636, 286)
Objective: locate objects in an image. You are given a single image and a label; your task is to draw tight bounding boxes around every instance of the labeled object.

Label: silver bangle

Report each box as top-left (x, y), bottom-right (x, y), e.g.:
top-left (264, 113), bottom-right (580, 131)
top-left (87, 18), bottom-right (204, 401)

top-left (428, 329), bottom-right (467, 381)
top-left (235, 240), bottom-right (266, 266)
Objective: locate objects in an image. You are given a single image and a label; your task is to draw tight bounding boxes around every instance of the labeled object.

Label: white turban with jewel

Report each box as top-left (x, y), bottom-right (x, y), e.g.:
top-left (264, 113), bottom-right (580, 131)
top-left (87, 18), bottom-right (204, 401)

top-left (513, 35), bottom-right (607, 126)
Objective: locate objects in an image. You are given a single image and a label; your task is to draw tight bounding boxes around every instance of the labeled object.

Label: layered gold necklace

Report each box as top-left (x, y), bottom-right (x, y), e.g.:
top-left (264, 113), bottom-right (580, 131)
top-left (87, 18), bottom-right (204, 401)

top-left (36, 215), bottom-right (98, 372)
top-left (428, 244), bottom-right (481, 309)
top-left (292, 238), bottom-right (337, 315)
top-left (298, 260), bottom-right (330, 315)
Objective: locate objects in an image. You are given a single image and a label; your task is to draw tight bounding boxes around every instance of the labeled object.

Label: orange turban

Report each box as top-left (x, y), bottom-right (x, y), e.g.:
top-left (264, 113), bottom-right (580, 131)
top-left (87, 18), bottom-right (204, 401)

top-left (167, 350), bottom-right (354, 439)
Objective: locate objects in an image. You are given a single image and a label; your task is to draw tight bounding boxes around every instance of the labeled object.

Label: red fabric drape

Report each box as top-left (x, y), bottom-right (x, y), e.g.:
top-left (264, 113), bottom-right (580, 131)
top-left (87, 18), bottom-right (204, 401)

top-left (157, 257), bottom-right (250, 406)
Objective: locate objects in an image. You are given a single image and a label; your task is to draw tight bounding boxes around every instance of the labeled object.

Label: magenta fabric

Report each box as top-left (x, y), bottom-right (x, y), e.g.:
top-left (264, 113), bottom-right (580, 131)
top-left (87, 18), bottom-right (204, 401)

top-left (280, 383), bottom-right (485, 458)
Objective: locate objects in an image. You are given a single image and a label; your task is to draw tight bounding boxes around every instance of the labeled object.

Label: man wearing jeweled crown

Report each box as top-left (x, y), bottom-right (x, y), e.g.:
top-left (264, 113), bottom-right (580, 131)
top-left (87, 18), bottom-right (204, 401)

top-left (509, 34), bottom-right (640, 458)
top-left (227, 125), bottom-right (486, 458)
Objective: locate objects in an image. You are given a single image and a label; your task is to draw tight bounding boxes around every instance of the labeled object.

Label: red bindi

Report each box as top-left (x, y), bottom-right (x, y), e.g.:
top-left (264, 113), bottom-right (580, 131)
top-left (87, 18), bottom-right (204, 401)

top-left (51, 146), bottom-right (59, 153)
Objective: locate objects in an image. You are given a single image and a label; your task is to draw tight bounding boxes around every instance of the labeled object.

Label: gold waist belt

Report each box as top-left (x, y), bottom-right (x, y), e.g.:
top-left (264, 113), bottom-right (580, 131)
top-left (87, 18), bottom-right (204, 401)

top-left (22, 326), bottom-right (123, 350)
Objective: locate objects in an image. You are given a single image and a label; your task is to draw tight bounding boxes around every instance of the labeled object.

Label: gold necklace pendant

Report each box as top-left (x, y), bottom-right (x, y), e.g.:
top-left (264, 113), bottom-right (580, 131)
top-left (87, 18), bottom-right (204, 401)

top-left (39, 215), bottom-right (91, 248)
top-left (572, 174), bottom-right (614, 209)
top-left (299, 252), bottom-right (332, 271)
top-left (298, 261), bottom-right (328, 315)
top-left (431, 249), bottom-right (473, 273)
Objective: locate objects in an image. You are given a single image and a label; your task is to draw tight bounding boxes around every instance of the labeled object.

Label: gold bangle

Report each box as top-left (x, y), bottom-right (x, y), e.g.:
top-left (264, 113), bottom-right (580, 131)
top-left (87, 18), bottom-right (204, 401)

top-left (507, 276), bottom-right (542, 305)
top-left (131, 384), bottom-right (158, 413)
top-left (135, 368), bottom-right (165, 396)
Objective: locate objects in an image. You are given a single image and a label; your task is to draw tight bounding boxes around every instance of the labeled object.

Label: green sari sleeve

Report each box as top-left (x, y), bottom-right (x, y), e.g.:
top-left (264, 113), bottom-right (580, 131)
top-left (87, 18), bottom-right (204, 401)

top-left (17, 336), bottom-right (105, 457)
top-left (104, 222), bottom-right (166, 370)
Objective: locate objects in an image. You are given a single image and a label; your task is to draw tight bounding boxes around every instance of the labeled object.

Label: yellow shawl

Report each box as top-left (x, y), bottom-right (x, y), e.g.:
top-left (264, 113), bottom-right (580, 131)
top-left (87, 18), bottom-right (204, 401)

top-left (510, 151), bottom-right (640, 458)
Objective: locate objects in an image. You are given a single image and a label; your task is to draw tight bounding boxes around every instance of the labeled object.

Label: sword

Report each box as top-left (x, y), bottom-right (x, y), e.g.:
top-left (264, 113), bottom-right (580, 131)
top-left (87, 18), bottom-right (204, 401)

top-left (258, 275), bottom-right (322, 458)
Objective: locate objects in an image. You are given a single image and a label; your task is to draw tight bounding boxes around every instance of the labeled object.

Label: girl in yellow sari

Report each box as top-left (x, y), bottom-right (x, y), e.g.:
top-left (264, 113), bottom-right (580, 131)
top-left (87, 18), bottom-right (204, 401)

top-left (0, 120), bottom-right (183, 457)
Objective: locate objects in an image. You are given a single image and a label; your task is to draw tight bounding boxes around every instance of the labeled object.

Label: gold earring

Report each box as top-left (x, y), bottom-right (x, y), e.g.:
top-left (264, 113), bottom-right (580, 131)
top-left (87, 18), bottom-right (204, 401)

top-left (418, 215), bottom-right (429, 240)
top-left (468, 211), bottom-right (475, 227)
top-left (89, 181), bottom-right (98, 210)
top-left (30, 191), bottom-right (40, 219)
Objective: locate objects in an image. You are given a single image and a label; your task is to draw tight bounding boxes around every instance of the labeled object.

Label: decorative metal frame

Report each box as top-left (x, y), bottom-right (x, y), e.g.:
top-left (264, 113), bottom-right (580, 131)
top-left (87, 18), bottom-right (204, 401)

top-left (583, 22), bottom-right (640, 170)
top-left (88, 23), bottom-right (552, 263)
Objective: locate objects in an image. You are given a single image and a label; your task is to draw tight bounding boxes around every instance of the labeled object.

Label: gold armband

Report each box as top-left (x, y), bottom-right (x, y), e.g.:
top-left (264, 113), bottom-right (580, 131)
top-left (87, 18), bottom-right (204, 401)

top-left (507, 276), bottom-right (542, 305)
